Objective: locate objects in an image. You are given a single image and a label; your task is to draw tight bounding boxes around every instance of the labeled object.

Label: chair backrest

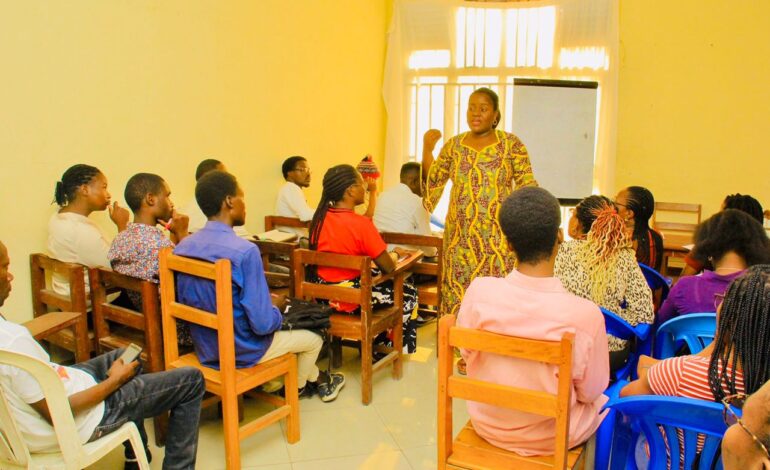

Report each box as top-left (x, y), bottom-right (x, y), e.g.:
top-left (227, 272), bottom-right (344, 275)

top-left (606, 395), bottom-right (729, 470)
top-left (654, 313), bottom-right (717, 359)
top-left (380, 231), bottom-right (443, 309)
top-left (252, 239), bottom-right (300, 295)
top-left (29, 253), bottom-right (88, 317)
top-left (652, 202), bottom-right (702, 234)
top-left (158, 248), bottom-right (235, 375)
top-left (89, 268), bottom-right (164, 371)
top-left (292, 249), bottom-right (372, 312)
top-left (601, 307), bottom-right (652, 381)
top-left (0, 350), bottom-right (86, 468)
top-left (639, 262), bottom-right (672, 317)
top-left (264, 215), bottom-right (309, 232)
top-left (437, 315), bottom-right (575, 467)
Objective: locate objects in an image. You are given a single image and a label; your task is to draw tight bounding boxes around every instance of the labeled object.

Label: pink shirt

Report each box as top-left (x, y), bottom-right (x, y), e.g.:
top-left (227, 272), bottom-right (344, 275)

top-left (457, 270), bottom-right (610, 456)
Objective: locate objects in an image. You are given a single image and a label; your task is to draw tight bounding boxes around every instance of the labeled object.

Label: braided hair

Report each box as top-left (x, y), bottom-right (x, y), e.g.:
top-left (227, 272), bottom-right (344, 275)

top-left (708, 265), bottom-right (770, 401)
top-left (308, 164), bottom-right (360, 250)
top-left (624, 186), bottom-right (656, 265)
top-left (574, 195), bottom-right (632, 305)
top-left (53, 164), bottom-right (102, 207)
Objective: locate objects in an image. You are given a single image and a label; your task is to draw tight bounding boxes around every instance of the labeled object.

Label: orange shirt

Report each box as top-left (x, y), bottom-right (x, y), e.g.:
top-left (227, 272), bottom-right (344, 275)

top-left (316, 208), bottom-right (387, 282)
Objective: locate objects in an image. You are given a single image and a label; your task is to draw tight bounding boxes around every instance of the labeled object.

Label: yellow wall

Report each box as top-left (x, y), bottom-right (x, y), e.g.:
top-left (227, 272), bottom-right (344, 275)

top-left (0, 1), bottom-right (389, 321)
top-left (616, 1), bottom-right (770, 219)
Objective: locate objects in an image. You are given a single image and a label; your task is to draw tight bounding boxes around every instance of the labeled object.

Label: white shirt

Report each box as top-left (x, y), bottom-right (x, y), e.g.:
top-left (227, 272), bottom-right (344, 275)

top-left (47, 212), bottom-right (111, 297)
top-left (180, 198), bottom-right (252, 239)
top-left (373, 183), bottom-right (438, 257)
top-left (0, 318), bottom-right (104, 452)
top-left (275, 181), bottom-right (314, 236)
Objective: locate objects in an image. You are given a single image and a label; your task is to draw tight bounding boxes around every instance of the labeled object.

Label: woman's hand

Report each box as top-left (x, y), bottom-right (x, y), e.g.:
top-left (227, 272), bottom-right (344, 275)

top-left (365, 177), bottom-right (378, 193)
top-left (423, 129), bottom-right (442, 152)
top-left (108, 201), bottom-right (130, 232)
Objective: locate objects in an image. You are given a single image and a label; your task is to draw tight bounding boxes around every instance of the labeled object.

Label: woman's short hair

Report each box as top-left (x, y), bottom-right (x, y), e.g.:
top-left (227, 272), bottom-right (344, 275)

top-left (691, 209), bottom-right (770, 267)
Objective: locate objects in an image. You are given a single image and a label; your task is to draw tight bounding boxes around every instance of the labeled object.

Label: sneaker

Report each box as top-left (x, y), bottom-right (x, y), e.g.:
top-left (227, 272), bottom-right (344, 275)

top-left (298, 381), bottom-right (317, 399)
top-left (316, 372), bottom-right (346, 403)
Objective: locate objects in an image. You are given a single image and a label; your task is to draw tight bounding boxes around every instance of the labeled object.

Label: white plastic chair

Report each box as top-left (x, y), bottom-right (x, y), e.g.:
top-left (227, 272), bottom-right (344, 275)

top-left (0, 350), bottom-right (149, 469)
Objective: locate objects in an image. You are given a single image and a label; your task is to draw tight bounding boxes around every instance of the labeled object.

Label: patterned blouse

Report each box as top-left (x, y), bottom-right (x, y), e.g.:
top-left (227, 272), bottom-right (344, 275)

top-left (108, 223), bottom-right (174, 283)
top-left (554, 239), bottom-right (654, 351)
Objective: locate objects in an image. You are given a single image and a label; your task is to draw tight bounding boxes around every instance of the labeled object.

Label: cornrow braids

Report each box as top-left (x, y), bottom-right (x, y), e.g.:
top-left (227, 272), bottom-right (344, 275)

top-left (53, 164), bottom-right (101, 207)
top-left (308, 164), bottom-right (360, 251)
top-left (708, 264), bottom-right (770, 402)
top-left (625, 186), bottom-right (655, 265)
top-left (575, 196), bottom-right (631, 304)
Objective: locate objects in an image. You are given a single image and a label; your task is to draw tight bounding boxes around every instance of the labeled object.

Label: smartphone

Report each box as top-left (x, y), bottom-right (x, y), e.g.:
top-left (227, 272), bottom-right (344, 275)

top-left (119, 343), bottom-right (143, 364)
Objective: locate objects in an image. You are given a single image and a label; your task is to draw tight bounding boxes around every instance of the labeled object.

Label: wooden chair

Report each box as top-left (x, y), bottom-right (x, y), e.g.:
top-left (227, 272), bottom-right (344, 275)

top-left (158, 248), bottom-right (299, 470)
top-left (292, 248), bottom-right (422, 405)
top-left (652, 202), bottom-right (702, 275)
top-left (252, 239), bottom-right (299, 297)
top-left (437, 315), bottom-right (585, 470)
top-left (29, 253), bottom-right (92, 362)
top-left (380, 232), bottom-right (443, 316)
top-left (89, 267), bottom-right (167, 446)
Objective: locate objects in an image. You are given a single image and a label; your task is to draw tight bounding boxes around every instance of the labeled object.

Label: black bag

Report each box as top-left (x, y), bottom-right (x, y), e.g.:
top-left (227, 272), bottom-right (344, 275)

top-left (280, 298), bottom-right (332, 336)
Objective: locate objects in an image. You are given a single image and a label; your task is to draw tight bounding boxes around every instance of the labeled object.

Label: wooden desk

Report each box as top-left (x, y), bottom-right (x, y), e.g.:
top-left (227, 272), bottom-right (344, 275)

top-left (660, 233), bottom-right (694, 276)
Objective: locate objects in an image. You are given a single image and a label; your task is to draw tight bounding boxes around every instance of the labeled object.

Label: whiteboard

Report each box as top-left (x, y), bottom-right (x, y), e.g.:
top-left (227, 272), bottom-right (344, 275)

top-left (511, 79), bottom-right (598, 202)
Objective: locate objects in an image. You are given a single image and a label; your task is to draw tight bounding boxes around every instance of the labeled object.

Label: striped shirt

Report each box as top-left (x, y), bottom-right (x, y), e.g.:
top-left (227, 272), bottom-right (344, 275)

top-left (647, 355), bottom-right (744, 469)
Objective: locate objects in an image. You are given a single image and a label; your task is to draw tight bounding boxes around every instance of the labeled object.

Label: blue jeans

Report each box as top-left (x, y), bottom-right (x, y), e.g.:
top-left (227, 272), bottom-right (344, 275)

top-left (71, 349), bottom-right (205, 470)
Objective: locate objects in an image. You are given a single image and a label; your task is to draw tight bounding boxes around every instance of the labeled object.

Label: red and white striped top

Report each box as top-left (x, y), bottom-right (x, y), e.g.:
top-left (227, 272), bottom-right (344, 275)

top-left (648, 355), bottom-right (745, 399)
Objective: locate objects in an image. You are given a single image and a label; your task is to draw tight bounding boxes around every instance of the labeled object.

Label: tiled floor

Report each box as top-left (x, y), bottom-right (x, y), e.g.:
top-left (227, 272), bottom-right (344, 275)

top-left (89, 321), bottom-right (469, 469)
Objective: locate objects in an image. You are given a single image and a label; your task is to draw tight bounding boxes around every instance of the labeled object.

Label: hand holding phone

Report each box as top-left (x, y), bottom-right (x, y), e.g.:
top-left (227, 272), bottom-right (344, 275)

top-left (118, 343), bottom-right (142, 364)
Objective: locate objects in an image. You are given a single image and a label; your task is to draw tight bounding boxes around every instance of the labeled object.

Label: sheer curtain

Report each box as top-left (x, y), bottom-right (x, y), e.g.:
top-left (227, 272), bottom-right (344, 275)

top-left (382, 0), bottom-right (619, 200)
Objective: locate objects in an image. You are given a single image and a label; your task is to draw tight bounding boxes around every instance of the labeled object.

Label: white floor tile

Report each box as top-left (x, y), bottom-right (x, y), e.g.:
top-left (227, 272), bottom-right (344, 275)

top-left (291, 450), bottom-right (412, 470)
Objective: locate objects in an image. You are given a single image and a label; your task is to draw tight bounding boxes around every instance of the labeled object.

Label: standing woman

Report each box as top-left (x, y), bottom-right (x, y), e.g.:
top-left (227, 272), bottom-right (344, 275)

top-left (614, 186), bottom-right (663, 271)
top-left (422, 87), bottom-right (537, 317)
top-left (48, 164), bottom-right (129, 296)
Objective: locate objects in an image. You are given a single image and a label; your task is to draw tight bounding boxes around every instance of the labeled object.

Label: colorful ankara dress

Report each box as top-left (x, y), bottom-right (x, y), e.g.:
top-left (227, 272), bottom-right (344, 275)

top-left (424, 130), bottom-right (537, 317)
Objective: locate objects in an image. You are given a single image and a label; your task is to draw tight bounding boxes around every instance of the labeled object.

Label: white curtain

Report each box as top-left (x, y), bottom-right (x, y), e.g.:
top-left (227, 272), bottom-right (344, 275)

top-left (382, 0), bottom-right (619, 196)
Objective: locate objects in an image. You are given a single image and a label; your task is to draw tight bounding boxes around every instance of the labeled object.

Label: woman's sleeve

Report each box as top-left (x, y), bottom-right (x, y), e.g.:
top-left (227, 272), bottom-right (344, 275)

top-left (423, 140), bottom-right (453, 213)
top-left (510, 135), bottom-right (538, 188)
top-left (622, 251), bottom-right (655, 326)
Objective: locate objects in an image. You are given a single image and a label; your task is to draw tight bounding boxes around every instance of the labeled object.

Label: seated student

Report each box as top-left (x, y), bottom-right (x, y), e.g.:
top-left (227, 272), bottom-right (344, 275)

top-left (722, 377), bottom-right (770, 470)
top-left (180, 158), bottom-right (251, 238)
top-left (458, 187), bottom-right (609, 455)
top-left (373, 162), bottom-right (438, 258)
top-left (108, 173), bottom-right (194, 346)
top-left (658, 209), bottom-right (770, 323)
top-left (555, 195), bottom-right (654, 372)
top-left (48, 164), bottom-right (130, 296)
top-left (309, 164), bottom-right (419, 354)
top-left (275, 156), bottom-right (314, 235)
top-left (614, 186), bottom-right (664, 271)
top-left (0, 240), bottom-right (205, 470)
top-left (173, 170), bottom-right (344, 402)
top-left (681, 193), bottom-right (765, 277)
top-left (621, 265), bottom-right (770, 418)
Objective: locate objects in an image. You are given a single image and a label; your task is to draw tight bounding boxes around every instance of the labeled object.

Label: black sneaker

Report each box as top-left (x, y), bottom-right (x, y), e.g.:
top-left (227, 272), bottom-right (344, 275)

top-left (317, 372), bottom-right (346, 403)
top-left (298, 381), bottom-right (317, 399)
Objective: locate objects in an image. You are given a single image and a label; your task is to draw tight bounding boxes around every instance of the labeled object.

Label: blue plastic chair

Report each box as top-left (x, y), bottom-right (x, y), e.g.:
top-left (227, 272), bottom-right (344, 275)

top-left (639, 263), bottom-right (672, 302)
top-left (601, 308), bottom-right (652, 382)
top-left (653, 313), bottom-right (717, 359)
top-left (602, 395), bottom-right (732, 470)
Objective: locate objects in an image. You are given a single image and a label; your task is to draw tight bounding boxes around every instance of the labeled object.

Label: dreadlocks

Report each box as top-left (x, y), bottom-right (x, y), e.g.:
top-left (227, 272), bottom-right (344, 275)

top-left (574, 195), bottom-right (632, 304)
top-left (53, 164), bottom-right (102, 207)
top-left (709, 265), bottom-right (770, 401)
top-left (308, 164), bottom-right (360, 250)
top-left (624, 186), bottom-right (656, 266)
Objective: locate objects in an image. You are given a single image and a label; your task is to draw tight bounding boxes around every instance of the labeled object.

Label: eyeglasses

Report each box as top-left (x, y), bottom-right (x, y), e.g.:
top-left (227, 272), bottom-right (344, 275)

top-left (614, 201), bottom-right (628, 208)
top-left (291, 167), bottom-right (311, 174)
top-left (722, 393), bottom-right (770, 459)
top-left (714, 292), bottom-right (725, 312)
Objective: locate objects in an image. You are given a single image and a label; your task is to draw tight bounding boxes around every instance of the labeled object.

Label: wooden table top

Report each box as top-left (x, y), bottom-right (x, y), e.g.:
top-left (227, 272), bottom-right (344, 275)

top-left (661, 233), bottom-right (694, 252)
